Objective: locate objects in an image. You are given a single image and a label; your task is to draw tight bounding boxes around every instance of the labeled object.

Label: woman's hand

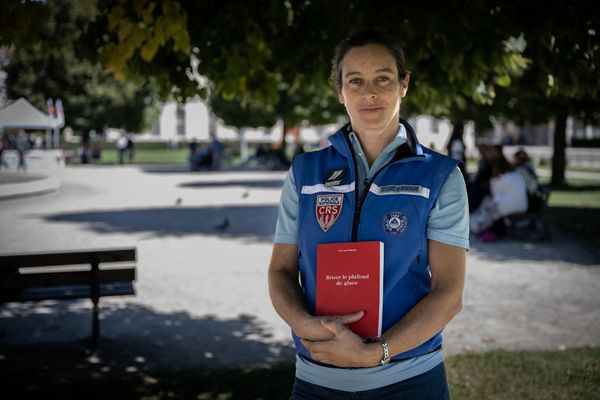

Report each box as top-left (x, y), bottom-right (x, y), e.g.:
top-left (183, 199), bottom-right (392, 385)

top-left (296, 310), bottom-right (364, 342)
top-left (300, 318), bottom-right (383, 368)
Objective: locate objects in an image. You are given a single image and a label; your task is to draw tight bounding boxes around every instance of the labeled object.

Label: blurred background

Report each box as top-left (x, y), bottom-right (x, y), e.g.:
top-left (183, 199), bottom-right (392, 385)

top-left (0, 1), bottom-right (599, 399)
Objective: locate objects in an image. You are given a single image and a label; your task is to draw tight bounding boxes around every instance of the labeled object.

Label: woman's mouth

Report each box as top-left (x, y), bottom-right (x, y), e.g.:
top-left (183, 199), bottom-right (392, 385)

top-left (359, 106), bottom-right (383, 113)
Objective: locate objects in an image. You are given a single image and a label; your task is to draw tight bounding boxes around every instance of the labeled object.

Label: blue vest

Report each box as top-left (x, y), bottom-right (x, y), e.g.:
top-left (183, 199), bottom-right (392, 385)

top-left (292, 121), bottom-right (458, 361)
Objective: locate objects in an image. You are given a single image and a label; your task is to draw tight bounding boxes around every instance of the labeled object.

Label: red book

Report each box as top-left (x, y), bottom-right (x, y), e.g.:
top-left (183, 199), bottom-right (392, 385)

top-left (315, 241), bottom-right (384, 339)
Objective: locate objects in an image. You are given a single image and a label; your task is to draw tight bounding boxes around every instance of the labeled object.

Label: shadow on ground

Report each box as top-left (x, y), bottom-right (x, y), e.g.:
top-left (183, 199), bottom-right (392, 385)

top-left (41, 205), bottom-right (278, 241)
top-left (139, 165), bottom-right (206, 174)
top-left (139, 166), bottom-right (287, 175)
top-left (0, 300), bottom-right (295, 376)
top-left (40, 205), bottom-right (600, 264)
top-left (547, 206), bottom-right (600, 251)
top-left (468, 224), bottom-right (600, 266)
top-left (178, 179), bottom-right (284, 189)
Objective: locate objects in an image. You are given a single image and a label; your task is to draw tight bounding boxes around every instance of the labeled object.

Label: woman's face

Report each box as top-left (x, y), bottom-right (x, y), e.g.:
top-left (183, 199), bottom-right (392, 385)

top-left (338, 44), bottom-right (410, 138)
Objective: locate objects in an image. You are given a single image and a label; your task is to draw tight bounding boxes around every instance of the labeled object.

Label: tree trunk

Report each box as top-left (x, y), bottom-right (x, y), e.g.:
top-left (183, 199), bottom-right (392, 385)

top-left (550, 111), bottom-right (568, 187)
top-left (176, 103), bottom-right (186, 137)
top-left (279, 119), bottom-right (288, 163)
top-left (208, 111), bottom-right (217, 140)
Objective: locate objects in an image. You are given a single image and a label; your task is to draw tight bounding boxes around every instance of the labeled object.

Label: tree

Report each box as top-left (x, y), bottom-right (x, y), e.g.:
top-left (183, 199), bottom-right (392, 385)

top-left (2, 0), bottom-right (161, 137)
top-left (93, 0), bottom-right (530, 162)
top-left (511, 1), bottom-right (600, 186)
top-left (96, 1), bottom-right (527, 110)
top-left (464, 1), bottom-right (600, 186)
top-left (0, 0), bottom-right (50, 48)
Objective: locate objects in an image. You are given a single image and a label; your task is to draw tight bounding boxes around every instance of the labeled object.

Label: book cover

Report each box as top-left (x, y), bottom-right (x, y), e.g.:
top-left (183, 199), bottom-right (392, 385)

top-left (315, 241), bottom-right (384, 339)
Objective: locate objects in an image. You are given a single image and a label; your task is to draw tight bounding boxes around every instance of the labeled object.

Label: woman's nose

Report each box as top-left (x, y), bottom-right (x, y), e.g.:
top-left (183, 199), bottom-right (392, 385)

top-left (361, 82), bottom-right (378, 98)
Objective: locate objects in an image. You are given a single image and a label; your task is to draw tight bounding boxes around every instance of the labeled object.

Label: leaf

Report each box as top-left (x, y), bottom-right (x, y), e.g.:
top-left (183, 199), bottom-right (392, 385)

top-left (455, 95), bottom-right (467, 110)
top-left (494, 75), bottom-right (511, 87)
top-left (140, 37), bottom-right (159, 62)
top-left (118, 20), bottom-right (134, 41)
top-left (107, 5), bottom-right (125, 32)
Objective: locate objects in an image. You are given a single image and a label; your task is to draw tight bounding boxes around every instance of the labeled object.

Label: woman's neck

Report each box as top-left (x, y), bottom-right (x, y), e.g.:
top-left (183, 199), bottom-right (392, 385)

top-left (355, 123), bottom-right (399, 167)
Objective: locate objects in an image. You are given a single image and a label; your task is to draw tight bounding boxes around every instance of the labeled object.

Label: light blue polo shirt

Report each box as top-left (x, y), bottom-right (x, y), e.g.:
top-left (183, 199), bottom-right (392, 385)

top-left (275, 124), bottom-right (470, 248)
top-left (274, 124), bottom-right (469, 392)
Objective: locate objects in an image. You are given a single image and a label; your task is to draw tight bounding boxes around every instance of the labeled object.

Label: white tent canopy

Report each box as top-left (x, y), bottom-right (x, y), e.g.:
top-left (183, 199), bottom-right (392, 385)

top-left (0, 97), bottom-right (56, 130)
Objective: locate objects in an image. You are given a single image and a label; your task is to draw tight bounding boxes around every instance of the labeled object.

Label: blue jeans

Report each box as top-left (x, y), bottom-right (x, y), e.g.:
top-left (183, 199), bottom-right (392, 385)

top-left (290, 362), bottom-right (450, 400)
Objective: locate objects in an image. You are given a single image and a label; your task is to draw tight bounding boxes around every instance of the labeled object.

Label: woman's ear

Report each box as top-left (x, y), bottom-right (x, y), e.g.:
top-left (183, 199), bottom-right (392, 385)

top-left (400, 73), bottom-right (411, 97)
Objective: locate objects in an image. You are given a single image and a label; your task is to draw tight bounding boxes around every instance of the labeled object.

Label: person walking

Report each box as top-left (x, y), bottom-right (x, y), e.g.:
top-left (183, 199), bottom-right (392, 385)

top-left (126, 134), bottom-right (135, 163)
top-left (15, 130), bottom-right (30, 171)
top-left (446, 121), bottom-right (467, 179)
top-left (116, 133), bottom-right (128, 164)
top-left (268, 31), bottom-right (468, 399)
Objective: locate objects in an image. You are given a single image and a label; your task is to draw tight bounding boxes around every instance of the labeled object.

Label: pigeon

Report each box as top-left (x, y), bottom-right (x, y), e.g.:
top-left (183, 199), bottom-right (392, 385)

top-left (175, 197), bottom-right (182, 206)
top-left (214, 218), bottom-right (229, 231)
top-left (242, 191), bottom-right (249, 198)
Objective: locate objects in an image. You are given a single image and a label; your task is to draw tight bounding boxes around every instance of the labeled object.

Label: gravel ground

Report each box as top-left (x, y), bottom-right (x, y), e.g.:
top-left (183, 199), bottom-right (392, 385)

top-left (0, 165), bottom-right (598, 372)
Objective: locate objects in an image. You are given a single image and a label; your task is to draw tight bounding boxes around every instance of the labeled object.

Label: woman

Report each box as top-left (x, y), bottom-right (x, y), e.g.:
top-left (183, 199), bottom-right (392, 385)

top-left (470, 145), bottom-right (528, 235)
top-left (446, 121), bottom-right (467, 178)
top-left (513, 148), bottom-right (539, 197)
top-left (268, 31), bottom-right (469, 399)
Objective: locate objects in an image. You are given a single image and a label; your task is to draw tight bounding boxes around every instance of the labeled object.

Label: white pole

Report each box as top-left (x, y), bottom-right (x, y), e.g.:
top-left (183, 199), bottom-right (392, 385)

top-left (239, 128), bottom-right (248, 162)
top-left (46, 128), bottom-right (52, 149)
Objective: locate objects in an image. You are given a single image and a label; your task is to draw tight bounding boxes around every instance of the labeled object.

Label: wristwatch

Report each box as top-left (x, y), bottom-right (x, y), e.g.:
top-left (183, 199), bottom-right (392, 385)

top-left (371, 337), bottom-right (390, 365)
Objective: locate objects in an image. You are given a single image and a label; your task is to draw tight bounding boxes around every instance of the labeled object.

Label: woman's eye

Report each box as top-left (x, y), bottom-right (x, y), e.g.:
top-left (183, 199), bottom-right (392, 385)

top-left (349, 78), bottom-right (362, 85)
top-left (377, 76), bottom-right (390, 83)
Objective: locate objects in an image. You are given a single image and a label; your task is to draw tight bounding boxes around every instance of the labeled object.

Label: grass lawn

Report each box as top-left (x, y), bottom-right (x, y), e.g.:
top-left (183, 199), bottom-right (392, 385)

top-left (94, 149), bottom-right (190, 165)
top-left (539, 177), bottom-right (600, 249)
top-left (446, 347), bottom-right (599, 400)
top-left (4, 347), bottom-right (598, 399)
top-left (540, 165), bottom-right (600, 174)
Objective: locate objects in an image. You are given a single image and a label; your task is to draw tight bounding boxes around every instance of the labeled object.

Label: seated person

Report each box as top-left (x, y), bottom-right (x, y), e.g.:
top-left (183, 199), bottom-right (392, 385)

top-left (467, 140), bottom-right (492, 212)
top-left (513, 148), bottom-right (539, 196)
top-left (470, 145), bottom-right (528, 235)
top-left (513, 148), bottom-right (550, 214)
top-left (190, 145), bottom-right (213, 170)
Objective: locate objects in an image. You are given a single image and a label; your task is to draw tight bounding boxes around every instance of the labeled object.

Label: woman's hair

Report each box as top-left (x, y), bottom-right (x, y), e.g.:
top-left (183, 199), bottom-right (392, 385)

top-left (330, 30), bottom-right (409, 90)
top-left (514, 148), bottom-right (531, 165)
top-left (446, 121), bottom-right (465, 154)
top-left (490, 145), bottom-right (514, 177)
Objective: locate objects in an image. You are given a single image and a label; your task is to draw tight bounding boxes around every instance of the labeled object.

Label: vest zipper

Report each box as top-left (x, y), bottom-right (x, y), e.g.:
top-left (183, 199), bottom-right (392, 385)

top-left (352, 168), bottom-right (386, 241)
top-left (343, 131), bottom-right (425, 242)
top-left (342, 133), bottom-right (361, 242)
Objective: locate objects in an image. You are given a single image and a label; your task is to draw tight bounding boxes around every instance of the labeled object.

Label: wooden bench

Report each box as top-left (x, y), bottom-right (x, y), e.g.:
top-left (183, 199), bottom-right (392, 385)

top-left (0, 248), bottom-right (136, 350)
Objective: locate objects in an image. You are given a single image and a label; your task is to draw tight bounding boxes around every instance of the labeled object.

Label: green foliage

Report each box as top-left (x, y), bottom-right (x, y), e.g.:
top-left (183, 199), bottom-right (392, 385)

top-left (470, 1), bottom-right (600, 126)
top-left (94, 1), bottom-right (529, 125)
top-left (3, 0), bottom-right (162, 135)
top-left (100, 0), bottom-right (191, 80)
top-left (0, 0), bottom-right (51, 48)
top-left (467, 1), bottom-right (600, 185)
top-left (209, 95), bottom-right (278, 130)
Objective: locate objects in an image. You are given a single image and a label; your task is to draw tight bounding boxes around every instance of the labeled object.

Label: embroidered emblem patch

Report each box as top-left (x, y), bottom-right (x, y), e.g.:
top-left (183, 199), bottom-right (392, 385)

top-left (316, 194), bottom-right (344, 232)
top-left (325, 169), bottom-right (346, 187)
top-left (383, 211), bottom-right (408, 234)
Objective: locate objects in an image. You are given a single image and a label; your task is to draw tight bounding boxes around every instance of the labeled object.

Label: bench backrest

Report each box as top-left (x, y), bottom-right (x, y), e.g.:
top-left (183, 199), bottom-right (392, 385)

top-left (0, 248), bottom-right (136, 268)
top-left (0, 248), bottom-right (136, 302)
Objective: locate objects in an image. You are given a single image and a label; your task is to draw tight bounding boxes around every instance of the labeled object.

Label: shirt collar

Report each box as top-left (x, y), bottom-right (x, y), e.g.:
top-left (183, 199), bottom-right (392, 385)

top-left (348, 123), bottom-right (407, 160)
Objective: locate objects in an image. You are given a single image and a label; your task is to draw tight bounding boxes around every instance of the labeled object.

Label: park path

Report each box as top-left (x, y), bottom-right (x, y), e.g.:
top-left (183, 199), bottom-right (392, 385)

top-left (0, 165), bottom-right (598, 371)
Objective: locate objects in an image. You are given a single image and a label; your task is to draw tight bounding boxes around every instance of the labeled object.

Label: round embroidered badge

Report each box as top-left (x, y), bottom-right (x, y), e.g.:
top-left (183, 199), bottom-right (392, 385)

top-left (383, 211), bottom-right (408, 234)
